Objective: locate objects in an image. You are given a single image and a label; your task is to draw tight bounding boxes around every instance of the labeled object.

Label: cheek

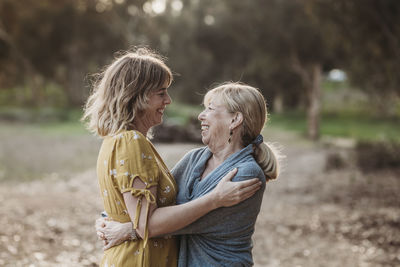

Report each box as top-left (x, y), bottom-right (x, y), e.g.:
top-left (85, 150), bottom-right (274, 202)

top-left (212, 121), bottom-right (228, 135)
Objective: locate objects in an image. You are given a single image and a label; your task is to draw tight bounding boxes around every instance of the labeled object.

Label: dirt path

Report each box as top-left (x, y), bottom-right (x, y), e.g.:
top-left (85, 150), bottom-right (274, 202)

top-left (0, 131), bottom-right (399, 266)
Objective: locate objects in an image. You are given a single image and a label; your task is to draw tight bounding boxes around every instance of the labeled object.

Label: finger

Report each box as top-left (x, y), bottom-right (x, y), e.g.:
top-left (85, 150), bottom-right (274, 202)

top-left (237, 178), bottom-right (260, 189)
top-left (96, 231), bottom-right (104, 240)
top-left (221, 168), bottom-right (238, 182)
top-left (95, 223), bottom-right (104, 231)
top-left (238, 182), bottom-right (261, 195)
top-left (96, 230), bottom-right (106, 240)
top-left (103, 242), bottom-right (112, 251)
top-left (245, 184), bottom-right (262, 196)
top-left (104, 243), bottom-right (112, 250)
top-left (235, 185), bottom-right (261, 202)
top-left (239, 190), bottom-right (258, 202)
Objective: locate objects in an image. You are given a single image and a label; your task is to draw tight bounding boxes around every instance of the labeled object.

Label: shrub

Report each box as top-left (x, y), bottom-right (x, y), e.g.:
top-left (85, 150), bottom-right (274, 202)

top-left (356, 140), bottom-right (400, 172)
top-left (325, 151), bottom-right (348, 171)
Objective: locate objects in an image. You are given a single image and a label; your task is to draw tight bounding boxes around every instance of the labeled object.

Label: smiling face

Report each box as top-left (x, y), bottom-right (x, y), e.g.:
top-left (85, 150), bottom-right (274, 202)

top-left (198, 95), bottom-right (234, 149)
top-left (136, 80), bottom-right (171, 130)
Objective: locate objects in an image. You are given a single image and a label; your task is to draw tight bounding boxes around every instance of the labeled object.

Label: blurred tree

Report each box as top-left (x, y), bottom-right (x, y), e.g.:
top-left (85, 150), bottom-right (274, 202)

top-left (1, 0), bottom-right (399, 127)
top-left (0, 0), bottom-right (125, 106)
top-left (0, 0), bottom-right (44, 105)
top-left (167, 0), bottom-right (400, 139)
top-left (310, 0), bottom-right (400, 114)
top-left (165, 0), bottom-right (337, 140)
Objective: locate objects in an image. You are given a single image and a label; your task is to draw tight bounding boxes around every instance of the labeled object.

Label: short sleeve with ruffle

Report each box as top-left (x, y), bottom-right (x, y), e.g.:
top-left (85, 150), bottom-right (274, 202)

top-left (112, 130), bottom-right (160, 247)
top-left (113, 131), bottom-right (159, 192)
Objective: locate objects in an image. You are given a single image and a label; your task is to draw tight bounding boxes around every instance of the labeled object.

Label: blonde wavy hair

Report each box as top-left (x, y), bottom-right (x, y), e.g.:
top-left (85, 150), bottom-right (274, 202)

top-left (204, 82), bottom-right (281, 180)
top-left (82, 48), bottom-right (173, 137)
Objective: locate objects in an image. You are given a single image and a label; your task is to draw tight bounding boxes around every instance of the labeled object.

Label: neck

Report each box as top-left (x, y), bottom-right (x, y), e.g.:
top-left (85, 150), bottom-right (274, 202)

top-left (209, 141), bottom-right (243, 166)
top-left (130, 120), bottom-right (150, 136)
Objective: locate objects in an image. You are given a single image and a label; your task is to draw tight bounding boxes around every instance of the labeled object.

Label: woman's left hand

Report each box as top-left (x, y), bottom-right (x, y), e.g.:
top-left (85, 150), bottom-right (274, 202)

top-left (95, 217), bottom-right (133, 250)
top-left (212, 168), bottom-right (262, 208)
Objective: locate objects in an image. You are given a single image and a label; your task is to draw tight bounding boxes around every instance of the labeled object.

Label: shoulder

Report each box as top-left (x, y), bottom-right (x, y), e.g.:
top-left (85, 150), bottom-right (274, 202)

top-left (114, 130), bottom-right (153, 155)
top-left (113, 131), bottom-right (159, 176)
top-left (177, 146), bottom-right (208, 165)
top-left (184, 146), bottom-right (207, 159)
top-left (235, 159), bottom-right (265, 182)
top-left (171, 146), bottom-right (208, 177)
top-left (114, 130), bottom-right (149, 145)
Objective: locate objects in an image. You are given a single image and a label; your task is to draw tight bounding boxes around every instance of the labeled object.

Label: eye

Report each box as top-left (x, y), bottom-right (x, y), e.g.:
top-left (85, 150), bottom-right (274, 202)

top-left (158, 91), bottom-right (168, 97)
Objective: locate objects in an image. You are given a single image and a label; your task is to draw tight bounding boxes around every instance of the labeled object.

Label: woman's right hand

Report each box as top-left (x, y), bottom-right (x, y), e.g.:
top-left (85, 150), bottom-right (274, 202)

top-left (212, 168), bottom-right (262, 208)
top-left (95, 217), bottom-right (133, 250)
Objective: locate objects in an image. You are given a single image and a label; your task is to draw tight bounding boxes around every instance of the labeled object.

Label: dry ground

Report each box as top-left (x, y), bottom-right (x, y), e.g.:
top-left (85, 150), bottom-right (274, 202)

top-left (0, 127), bottom-right (399, 267)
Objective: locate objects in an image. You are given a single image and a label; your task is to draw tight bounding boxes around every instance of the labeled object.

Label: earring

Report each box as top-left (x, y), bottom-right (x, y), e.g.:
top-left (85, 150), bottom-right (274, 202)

top-left (228, 119), bottom-right (234, 144)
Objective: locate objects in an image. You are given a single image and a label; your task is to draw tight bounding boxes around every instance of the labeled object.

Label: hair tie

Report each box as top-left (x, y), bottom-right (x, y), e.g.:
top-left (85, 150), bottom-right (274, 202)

top-left (252, 134), bottom-right (263, 146)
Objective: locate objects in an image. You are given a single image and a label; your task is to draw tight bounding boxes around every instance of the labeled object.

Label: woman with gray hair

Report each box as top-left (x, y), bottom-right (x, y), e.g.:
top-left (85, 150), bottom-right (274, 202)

top-left (83, 48), bottom-right (263, 267)
top-left (97, 82), bottom-right (281, 266)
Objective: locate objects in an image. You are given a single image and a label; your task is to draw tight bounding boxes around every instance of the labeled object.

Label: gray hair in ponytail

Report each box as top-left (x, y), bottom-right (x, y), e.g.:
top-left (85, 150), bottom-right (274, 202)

top-left (204, 82), bottom-right (282, 180)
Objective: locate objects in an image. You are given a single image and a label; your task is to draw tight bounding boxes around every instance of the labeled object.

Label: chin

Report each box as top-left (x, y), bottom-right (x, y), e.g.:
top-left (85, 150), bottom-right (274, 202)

top-left (155, 117), bottom-right (163, 125)
top-left (201, 136), bottom-right (209, 146)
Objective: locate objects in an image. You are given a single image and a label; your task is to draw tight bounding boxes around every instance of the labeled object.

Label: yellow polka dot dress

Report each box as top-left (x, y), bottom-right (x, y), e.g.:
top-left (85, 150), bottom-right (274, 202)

top-left (97, 130), bottom-right (178, 267)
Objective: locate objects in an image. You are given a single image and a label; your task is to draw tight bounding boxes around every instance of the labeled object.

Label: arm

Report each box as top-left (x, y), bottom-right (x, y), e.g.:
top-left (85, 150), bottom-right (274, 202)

top-left (172, 176), bottom-right (265, 236)
top-left (126, 168), bottom-right (261, 238)
top-left (97, 169), bottom-right (261, 249)
top-left (172, 166), bottom-right (266, 236)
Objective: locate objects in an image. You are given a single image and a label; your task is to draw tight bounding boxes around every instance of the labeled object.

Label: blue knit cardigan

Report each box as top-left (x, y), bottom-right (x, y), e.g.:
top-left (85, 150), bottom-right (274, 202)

top-left (171, 144), bottom-right (266, 267)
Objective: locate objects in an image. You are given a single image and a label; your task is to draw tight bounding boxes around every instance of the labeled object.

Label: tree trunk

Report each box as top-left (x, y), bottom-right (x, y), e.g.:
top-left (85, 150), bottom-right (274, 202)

top-left (290, 53), bottom-right (323, 141)
top-left (306, 64), bottom-right (322, 140)
top-left (64, 14), bottom-right (86, 107)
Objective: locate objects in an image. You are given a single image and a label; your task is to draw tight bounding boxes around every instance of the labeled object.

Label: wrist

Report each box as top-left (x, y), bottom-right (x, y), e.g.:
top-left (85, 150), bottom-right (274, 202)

top-left (123, 222), bottom-right (132, 241)
top-left (129, 222), bottom-right (138, 241)
top-left (208, 191), bottom-right (220, 210)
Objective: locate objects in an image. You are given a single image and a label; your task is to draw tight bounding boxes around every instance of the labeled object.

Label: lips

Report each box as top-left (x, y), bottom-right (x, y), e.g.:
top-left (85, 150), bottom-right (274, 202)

top-left (201, 125), bottom-right (209, 131)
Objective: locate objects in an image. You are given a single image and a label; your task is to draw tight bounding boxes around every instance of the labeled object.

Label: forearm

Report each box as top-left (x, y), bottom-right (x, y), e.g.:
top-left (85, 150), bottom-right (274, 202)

top-left (148, 170), bottom-right (260, 237)
top-left (124, 169), bottom-right (259, 239)
top-left (147, 192), bottom-right (218, 238)
top-left (107, 193), bottom-right (217, 241)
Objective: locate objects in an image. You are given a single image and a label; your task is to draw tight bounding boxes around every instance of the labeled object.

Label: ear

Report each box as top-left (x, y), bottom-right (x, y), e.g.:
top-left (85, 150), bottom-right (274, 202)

top-left (230, 112), bottom-right (243, 130)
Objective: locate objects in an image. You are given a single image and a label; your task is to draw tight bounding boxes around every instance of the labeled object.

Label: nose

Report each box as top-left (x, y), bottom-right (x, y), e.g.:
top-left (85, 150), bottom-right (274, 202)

top-left (165, 93), bottom-right (172, 105)
top-left (198, 110), bottom-right (205, 121)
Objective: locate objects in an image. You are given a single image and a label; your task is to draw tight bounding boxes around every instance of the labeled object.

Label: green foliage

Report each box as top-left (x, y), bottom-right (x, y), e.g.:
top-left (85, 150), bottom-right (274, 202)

top-left (322, 80), bottom-right (351, 92)
top-left (0, 0), bottom-right (399, 144)
top-left (0, 107), bottom-right (83, 125)
top-left (311, 0), bottom-right (400, 96)
top-left (270, 112), bottom-right (400, 142)
top-left (0, 83), bottom-right (68, 107)
top-left (0, 0), bottom-right (126, 106)
top-left (164, 101), bottom-right (203, 125)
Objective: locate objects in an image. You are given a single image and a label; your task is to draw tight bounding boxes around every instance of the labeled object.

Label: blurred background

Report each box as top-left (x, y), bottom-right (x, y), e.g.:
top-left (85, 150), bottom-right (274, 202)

top-left (0, 0), bottom-right (399, 266)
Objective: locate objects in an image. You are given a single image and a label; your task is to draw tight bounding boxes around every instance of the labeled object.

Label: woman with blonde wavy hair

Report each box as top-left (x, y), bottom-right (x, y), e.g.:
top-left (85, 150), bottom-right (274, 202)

top-left (96, 80), bottom-right (281, 267)
top-left (83, 48), bottom-right (262, 267)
